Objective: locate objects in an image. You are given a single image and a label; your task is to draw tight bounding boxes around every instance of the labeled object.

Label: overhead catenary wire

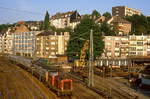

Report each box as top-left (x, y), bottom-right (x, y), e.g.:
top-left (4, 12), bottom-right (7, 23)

top-left (0, 6), bottom-right (44, 24)
top-left (0, 6), bottom-right (43, 15)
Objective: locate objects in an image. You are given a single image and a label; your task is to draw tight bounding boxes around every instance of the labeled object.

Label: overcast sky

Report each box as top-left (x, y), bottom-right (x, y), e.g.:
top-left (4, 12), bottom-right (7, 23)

top-left (0, 0), bottom-right (150, 24)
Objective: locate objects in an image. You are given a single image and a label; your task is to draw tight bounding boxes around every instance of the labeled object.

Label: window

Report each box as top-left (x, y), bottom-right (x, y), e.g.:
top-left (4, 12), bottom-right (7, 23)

top-left (36, 38), bottom-right (40, 40)
top-left (51, 42), bottom-right (55, 45)
top-left (51, 37), bottom-right (55, 40)
top-left (51, 47), bottom-right (55, 50)
top-left (51, 52), bottom-right (55, 55)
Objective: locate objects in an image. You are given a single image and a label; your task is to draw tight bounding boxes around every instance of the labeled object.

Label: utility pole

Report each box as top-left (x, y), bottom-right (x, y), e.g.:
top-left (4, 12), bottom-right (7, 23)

top-left (88, 29), bottom-right (94, 87)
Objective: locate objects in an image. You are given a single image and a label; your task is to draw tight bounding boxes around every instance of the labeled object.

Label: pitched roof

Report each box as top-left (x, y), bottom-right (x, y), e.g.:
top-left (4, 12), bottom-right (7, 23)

top-left (36, 30), bottom-right (68, 36)
top-left (36, 30), bottom-right (55, 36)
top-left (110, 16), bottom-right (131, 24)
top-left (95, 16), bottom-right (106, 23)
top-left (51, 11), bottom-right (76, 19)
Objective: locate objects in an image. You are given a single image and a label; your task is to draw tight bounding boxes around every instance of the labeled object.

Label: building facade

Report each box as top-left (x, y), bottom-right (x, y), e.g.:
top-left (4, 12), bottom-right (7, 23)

top-left (12, 22), bottom-right (40, 57)
top-left (102, 36), bottom-right (129, 58)
top-left (0, 34), bottom-right (4, 53)
top-left (97, 35), bottom-right (150, 67)
top-left (103, 35), bottom-right (150, 59)
top-left (107, 16), bottom-right (131, 35)
top-left (36, 31), bottom-right (69, 58)
top-left (50, 11), bottom-right (81, 29)
top-left (0, 28), bottom-right (14, 54)
top-left (128, 35), bottom-right (150, 57)
top-left (13, 31), bottom-right (39, 57)
top-left (3, 28), bottom-right (14, 54)
top-left (112, 6), bottom-right (141, 17)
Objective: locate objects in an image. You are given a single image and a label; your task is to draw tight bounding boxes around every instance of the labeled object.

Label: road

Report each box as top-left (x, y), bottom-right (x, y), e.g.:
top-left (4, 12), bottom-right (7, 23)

top-left (0, 56), bottom-right (57, 99)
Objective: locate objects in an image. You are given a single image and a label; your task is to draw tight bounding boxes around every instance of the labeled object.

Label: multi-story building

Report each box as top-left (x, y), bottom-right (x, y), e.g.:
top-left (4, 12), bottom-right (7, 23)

top-left (102, 36), bottom-right (129, 58)
top-left (2, 28), bottom-right (14, 54)
top-left (120, 36), bottom-right (129, 57)
top-left (50, 11), bottom-right (81, 29)
top-left (112, 6), bottom-right (141, 17)
top-left (128, 35), bottom-right (150, 57)
top-left (103, 35), bottom-right (150, 58)
top-left (13, 22), bottom-right (40, 57)
top-left (107, 16), bottom-right (131, 35)
top-left (13, 31), bottom-right (39, 57)
top-left (0, 34), bottom-right (4, 53)
top-left (98, 35), bottom-right (150, 66)
top-left (0, 28), bottom-right (14, 54)
top-left (36, 31), bottom-right (69, 58)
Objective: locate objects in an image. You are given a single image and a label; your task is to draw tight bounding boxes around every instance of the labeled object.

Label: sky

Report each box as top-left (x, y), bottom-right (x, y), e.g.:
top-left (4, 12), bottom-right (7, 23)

top-left (0, 0), bottom-right (150, 24)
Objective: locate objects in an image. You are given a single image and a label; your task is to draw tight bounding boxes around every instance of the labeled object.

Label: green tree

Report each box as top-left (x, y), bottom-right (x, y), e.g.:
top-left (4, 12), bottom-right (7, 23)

top-left (100, 22), bottom-right (116, 36)
top-left (67, 16), bottom-right (104, 59)
top-left (92, 10), bottom-right (101, 20)
top-left (125, 14), bottom-right (149, 35)
top-left (102, 12), bottom-right (112, 21)
top-left (56, 27), bottom-right (72, 33)
top-left (0, 24), bottom-right (14, 34)
top-left (43, 11), bottom-right (50, 31)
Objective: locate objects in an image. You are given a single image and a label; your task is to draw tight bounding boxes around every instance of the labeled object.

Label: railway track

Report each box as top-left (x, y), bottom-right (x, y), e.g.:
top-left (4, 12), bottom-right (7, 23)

top-left (60, 95), bottom-right (72, 99)
top-left (70, 70), bottom-right (138, 99)
top-left (104, 77), bottom-right (138, 99)
top-left (0, 56), bottom-right (57, 99)
top-left (68, 72), bottom-right (111, 99)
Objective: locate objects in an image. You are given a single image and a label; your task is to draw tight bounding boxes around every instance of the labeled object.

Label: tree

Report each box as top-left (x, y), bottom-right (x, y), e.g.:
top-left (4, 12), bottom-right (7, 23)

top-left (0, 24), bottom-right (14, 34)
top-left (43, 11), bottom-right (50, 31)
top-left (92, 10), bottom-right (101, 20)
top-left (55, 27), bottom-right (72, 33)
top-left (100, 22), bottom-right (116, 36)
top-left (125, 14), bottom-right (149, 35)
top-left (67, 16), bottom-right (104, 59)
top-left (102, 12), bottom-right (112, 21)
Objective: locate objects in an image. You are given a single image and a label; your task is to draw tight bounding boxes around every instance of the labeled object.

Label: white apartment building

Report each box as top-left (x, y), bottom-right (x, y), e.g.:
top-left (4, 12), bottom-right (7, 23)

top-left (0, 28), bottom-right (14, 54)
top-left (50, 11), bottom-right (81, 29)
top-left (128, 35), bottom-right (150, 57)
top-left (103, 35), bottom-right (150, 59)
top-left (0, 34), bottom-right (4, 53)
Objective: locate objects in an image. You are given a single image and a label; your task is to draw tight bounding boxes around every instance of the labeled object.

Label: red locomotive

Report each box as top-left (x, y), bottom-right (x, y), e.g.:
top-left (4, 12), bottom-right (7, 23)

top-left (45, 72), bottom-right (73, 96)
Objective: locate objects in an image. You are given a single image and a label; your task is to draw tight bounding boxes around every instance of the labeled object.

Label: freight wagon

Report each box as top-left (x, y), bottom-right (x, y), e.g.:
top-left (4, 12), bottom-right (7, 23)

top-left (8, 55), bottom-right (73, 96)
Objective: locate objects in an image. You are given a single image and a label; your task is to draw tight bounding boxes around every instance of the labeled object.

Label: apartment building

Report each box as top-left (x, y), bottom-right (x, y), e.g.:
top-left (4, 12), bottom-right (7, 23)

top-left (13, 22), bottom-right (40, 57)
top-left (2, 28), bottom-right (14, 54)
top-left (128, 35), bottom-right (150, 57)
top-left (13, 31), bottom-right (39, 57)
top-left (36, 31), bottom-right (69, 58)
top-left (0, 28), bottom-right (14, 54)
top-left (103, 35), bottom-right (150, 59)
top-left (50, 11), bottom-right (81, 29)
top-left (107, 16), bottom-right (131, 35)
top-left (102, 36), bottom-right (129, 58)
top-left (112, 6), bottom-right (141, 17)
top-left (0, 34), bottom-right (4, 53)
